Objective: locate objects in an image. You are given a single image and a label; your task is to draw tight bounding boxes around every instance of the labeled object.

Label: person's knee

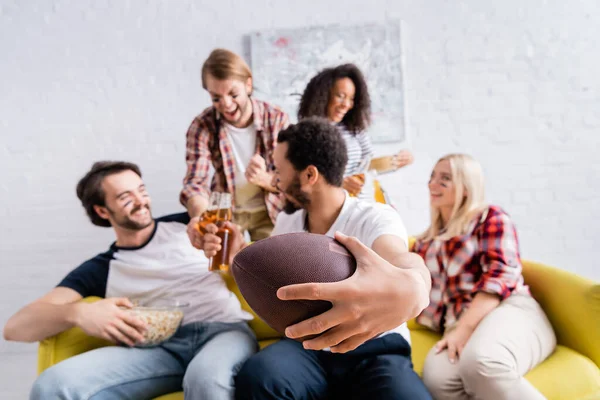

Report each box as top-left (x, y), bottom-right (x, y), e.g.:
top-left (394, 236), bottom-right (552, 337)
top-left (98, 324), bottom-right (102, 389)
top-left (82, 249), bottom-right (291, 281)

top-left (422, 367), bottom-right (444, 398)
top-left (422, 352), bottom-right (454, 397)
top-left (185, 331), bottom-right (257, 398)
top-left (183, 350), bottom-right (245, 397)
top-left (235, 356), bottom-right (269, 393)
top-left (30, 366), bottom-right (75, 400)
top-left (458, 345), bottom-right (518, 391)
top-left (235, 354), bottom-right (294, 400)
top-left (183, 367), bottom-right (232, 398)
top-left (30, 371), bottom-right (57, 400)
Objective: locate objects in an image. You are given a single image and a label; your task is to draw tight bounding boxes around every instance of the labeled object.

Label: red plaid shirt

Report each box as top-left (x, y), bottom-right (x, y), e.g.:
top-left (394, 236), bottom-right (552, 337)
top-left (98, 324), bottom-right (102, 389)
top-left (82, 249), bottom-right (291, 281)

top-left (414, 205), bottom-right (529, 333)
top-left (180, 99), bottom-right (289, 223)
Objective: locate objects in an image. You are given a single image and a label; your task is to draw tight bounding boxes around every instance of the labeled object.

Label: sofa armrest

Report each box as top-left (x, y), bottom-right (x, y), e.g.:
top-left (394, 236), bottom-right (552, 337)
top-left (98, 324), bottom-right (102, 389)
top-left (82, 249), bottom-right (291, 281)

top-left (37, 297), bottom-right (112, 374)
top-left (522, 261), bottom-right (600, 368)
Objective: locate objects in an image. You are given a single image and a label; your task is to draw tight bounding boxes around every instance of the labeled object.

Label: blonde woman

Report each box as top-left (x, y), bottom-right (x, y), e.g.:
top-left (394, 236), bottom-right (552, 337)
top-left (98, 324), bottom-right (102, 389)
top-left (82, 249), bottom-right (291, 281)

top-left (182, 49), bottom-right (289, 247)
top-left (414, 154), bottom-right (556, 400)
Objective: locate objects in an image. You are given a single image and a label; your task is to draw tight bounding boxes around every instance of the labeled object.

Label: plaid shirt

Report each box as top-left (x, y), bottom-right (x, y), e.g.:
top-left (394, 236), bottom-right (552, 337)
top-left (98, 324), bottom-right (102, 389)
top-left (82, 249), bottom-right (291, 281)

top-left (180, 99), bottom-right (289, 223)
top-left (414, 205), bottom-right (529, 333)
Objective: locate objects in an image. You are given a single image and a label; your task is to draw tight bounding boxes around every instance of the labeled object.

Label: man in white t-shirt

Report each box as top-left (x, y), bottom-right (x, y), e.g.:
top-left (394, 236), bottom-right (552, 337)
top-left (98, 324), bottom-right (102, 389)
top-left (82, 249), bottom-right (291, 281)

top-left (202, 118), bottom-right (433, 399)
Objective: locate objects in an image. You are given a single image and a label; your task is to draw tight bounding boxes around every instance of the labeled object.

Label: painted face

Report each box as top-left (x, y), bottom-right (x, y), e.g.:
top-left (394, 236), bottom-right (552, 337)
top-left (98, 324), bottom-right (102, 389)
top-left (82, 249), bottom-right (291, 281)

top-left (428, 159), bottom-right (457, 210)
top-left (100, 170), bottom-right (153, 230)
top-left (272, 142), bottom-right (311, 214)
top-left (205, 74), bottom-right (253, 128)
top-left (326, 77), bottom-right (355, 123)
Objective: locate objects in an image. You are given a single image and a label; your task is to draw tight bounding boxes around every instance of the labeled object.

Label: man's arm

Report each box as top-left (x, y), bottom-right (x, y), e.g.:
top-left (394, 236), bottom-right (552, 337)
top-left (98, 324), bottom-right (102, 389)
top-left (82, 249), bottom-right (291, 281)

top-left (277, 232), bottom-right (431, 353)
top-left (371, 234), bottom-right (432, 295)
top-left (245, 154), bottom-right (279, 193)
top-left (3, 287), bottom-right (83, 342)
top-left (187, 196), bottom-right (209, 220)
top-left (3, 287), bottom-right (147, 346)
top-left (180, 117), bottom-right (212, 217)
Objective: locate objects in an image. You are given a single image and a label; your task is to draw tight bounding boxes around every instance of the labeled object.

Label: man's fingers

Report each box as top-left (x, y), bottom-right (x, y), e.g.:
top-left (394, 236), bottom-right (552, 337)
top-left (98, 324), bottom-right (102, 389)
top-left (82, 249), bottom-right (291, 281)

top-left (116, 320), bottom-right (145, 344)
top-left (204, 243), bottom-right (221, 256)
top-left (106, 325), bottom-right (134, 347)
top-left (191, 238), bottom-right (204, 250)
top-left (204, 223), bottom-right (219, 235)
top-left (329, 332), bottom-right (375, 354)
top-left (333, 232), bottom-right (372, 261)
top-left (204, 250), bottom-right (218, 258)
top-left (284, 306), bottom-right (347, 340)
top-left (112, 297), bottom-right (133, 308)
top-left (277, 281), bottom-right (344, 302)
top-left (188, 217), bottom-right (202, 234)
top-left (248, 154), bottom-right (266, 168)
top-left (120, 312), bottom-right (147, 333)
top-left (204, 234), bottom-right (222, 245)
top-left (300, 322), bottom-right (365, 351)
top-left (223, 221), bottom-right (241, 235)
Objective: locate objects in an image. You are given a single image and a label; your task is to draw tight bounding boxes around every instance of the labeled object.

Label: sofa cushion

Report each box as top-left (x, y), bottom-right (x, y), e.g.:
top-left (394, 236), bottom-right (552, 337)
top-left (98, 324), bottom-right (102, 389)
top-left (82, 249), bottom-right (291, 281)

top-left (154, 394), bottom-right (183, 400)
top-left (525, 345), bottom-right (600, 400)
top-left (409, 329), bottom-right (600, 400)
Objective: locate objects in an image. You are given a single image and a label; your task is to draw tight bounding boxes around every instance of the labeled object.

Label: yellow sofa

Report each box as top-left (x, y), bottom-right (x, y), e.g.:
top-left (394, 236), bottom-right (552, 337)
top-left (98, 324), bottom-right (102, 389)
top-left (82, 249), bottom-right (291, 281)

top-left (37, 258), bottom-right (600, 400)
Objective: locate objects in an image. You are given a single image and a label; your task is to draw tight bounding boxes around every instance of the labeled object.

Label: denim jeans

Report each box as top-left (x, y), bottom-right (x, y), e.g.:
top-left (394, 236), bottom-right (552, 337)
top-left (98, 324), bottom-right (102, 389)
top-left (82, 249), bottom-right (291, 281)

top-left (31, 321), bottom-right (257, 400)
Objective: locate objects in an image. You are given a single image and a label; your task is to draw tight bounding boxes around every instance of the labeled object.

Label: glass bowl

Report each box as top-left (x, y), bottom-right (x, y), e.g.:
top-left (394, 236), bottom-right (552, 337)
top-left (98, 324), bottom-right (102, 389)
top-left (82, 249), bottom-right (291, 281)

top-left (125, 299), bottom-right (189, 347)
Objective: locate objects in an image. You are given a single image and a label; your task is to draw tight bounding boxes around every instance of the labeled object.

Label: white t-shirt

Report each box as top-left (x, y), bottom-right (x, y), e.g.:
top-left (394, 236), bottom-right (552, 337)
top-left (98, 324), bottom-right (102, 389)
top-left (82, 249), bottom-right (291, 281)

top-left (272, 192), bottom-right (411, 345)
top-left (59, 213), bottom-right (252, 326)
top-left (225, 123), bottom-right (266, 212)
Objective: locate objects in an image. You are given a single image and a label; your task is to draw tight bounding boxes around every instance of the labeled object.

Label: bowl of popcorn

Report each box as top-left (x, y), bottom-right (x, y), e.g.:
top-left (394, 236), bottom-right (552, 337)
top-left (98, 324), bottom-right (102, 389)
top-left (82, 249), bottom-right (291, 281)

top-left (126, 299), bottom-right (189, 347)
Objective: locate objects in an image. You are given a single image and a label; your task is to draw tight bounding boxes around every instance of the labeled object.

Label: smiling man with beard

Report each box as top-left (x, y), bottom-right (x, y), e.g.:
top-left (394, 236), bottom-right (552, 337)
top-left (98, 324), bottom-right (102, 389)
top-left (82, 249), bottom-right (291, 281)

top-left (182, 48), bottom-right (290, 248)
top-left (200, 118), bottom-right (433, 400)
top-left (3, 161), bottom-right (256, 400)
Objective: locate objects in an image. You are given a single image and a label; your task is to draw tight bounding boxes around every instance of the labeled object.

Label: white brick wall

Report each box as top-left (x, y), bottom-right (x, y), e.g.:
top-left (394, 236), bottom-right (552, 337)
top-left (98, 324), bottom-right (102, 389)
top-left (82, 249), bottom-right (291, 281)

top-left (1, 0), bottom-right (599, 396)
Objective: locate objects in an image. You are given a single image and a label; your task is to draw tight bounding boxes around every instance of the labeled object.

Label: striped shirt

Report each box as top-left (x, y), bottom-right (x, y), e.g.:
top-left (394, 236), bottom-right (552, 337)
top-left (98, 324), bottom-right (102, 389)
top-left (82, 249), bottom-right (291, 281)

top-left (180, 99), bottom-right (289, 223)
top-left (413, 205), bottom-right (529, 333)
top-left (338, 125), bottom-right (375, 201)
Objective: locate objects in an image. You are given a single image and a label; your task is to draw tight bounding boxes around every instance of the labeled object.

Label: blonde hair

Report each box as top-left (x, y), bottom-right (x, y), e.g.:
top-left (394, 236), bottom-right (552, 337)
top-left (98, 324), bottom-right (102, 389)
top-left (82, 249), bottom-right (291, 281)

top-left (419, 153), bottom-right (488, 241)
top-left (201, 48), bottom-right (252, 89)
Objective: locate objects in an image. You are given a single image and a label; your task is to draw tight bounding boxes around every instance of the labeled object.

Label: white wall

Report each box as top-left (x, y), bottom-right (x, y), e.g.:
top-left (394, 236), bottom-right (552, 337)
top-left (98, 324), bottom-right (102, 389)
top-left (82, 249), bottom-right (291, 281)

top-left (1, 0), bottom-right (599, 396)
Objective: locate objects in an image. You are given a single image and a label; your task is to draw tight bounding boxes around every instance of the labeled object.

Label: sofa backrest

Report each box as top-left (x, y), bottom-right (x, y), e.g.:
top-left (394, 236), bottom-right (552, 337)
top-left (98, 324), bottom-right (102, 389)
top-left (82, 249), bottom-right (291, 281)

top-left (522, 260), bottom-right (600, 368)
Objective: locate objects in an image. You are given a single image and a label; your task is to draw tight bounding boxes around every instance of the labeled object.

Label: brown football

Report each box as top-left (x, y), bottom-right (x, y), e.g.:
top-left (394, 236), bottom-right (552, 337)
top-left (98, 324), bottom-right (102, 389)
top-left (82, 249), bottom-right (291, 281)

top-left (231, 232), bottom-right (357, 338)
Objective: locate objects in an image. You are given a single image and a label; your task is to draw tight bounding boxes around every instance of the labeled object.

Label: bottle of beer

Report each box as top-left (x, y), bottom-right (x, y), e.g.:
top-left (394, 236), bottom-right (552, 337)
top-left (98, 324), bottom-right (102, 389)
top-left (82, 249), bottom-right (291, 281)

top-left (209, 193), bottom-right (232, 272)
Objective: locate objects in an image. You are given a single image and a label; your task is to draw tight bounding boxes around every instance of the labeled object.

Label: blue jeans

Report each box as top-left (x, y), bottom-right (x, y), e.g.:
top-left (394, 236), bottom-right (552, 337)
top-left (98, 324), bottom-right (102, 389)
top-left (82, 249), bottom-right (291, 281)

top-left (235, 334), bottom-right (432, 400)
top-left (31, 321), bottom-right (257, 400)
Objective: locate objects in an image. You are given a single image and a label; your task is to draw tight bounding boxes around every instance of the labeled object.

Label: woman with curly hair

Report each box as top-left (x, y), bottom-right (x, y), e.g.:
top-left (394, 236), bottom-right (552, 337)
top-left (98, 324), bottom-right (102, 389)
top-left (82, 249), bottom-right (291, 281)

top-left (298, 63), bottom-right (413, 200)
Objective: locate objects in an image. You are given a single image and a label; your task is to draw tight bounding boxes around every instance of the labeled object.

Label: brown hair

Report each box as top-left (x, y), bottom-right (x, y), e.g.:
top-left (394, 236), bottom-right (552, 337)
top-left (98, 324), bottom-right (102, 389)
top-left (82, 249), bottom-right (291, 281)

top-left (76, 161), bottom-right (142, 227)
top-left (201, 48), bottom-right (252, 88)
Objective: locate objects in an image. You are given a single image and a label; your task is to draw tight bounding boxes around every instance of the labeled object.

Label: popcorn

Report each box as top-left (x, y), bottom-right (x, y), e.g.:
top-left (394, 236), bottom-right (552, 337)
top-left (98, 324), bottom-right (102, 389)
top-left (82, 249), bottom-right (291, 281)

top-left (127, 308), bottom-right (184, 347)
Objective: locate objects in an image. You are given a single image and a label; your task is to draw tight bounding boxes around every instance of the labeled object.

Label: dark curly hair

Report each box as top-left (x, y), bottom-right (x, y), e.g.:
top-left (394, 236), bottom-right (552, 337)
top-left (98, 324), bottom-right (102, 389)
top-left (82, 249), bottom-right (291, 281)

top-left (277, 117), bottom-right (348, 187)
top-left (76, 161), bottom-right (142, 227)
top-left (298, 63), bottom-right (371, 134)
